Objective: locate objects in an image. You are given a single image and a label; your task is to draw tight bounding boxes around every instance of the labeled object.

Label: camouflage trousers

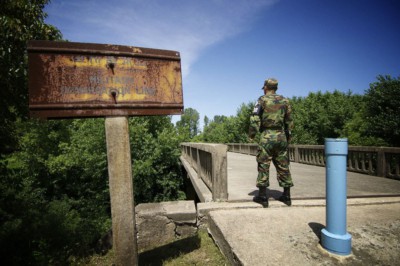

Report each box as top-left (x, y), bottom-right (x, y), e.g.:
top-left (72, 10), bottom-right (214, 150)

top-left (256, 132), bottom-right (294, 188)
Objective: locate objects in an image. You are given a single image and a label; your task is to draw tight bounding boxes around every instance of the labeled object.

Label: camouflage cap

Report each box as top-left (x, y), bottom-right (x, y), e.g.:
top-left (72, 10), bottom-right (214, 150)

top-left (262, 78), bottom-right (278, 90)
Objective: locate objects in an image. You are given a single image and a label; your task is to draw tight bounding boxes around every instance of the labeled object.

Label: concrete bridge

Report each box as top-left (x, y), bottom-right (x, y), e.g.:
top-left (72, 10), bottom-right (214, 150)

top-left (180, 143), bottom-right (400, 203)
top-left (179, 142), bottom-right (400, 265)
top-left (227, 151), bottom-right (400, 202)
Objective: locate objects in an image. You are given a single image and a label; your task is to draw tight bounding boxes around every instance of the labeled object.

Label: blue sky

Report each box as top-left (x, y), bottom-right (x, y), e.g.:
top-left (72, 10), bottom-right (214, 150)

top-left (44, 0), bottom-right (400, 125)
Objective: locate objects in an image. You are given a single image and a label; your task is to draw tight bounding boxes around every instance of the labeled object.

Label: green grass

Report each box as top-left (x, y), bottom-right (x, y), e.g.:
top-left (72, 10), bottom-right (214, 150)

top-left (74, 229), bottom-right (228, 266)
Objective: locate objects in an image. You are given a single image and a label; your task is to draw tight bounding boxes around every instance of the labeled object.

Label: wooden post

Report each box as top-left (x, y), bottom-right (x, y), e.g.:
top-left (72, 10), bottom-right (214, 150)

top-left (105, 116), bottom-right (138, 266)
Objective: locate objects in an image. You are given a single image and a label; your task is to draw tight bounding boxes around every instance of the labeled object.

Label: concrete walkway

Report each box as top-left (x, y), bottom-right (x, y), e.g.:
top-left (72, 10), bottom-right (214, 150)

top-left (204, 198), bottom-right (400, 265)
top-left (200, 152), bottom-right (400, 265)
top-left (227, 152), bottom-right (400, 201)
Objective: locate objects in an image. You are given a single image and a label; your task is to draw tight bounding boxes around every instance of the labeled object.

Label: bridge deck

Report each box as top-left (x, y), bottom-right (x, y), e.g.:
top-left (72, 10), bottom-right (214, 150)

top-left (227, 152), bottom-right (400, 202)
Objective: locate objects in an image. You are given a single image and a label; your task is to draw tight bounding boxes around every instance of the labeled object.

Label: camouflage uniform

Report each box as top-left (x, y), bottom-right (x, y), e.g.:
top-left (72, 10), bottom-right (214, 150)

top-left (249, 80), bottom-right (294, 189)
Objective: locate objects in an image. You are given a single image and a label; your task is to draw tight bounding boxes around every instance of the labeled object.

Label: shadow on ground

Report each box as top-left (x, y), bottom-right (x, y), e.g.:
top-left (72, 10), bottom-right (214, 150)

top-left (138, 235), bottom-right (201, 265)
top-left (248, 188), bottom-right (283, 199)
top-left (308, 222), bottom-right (324, 241)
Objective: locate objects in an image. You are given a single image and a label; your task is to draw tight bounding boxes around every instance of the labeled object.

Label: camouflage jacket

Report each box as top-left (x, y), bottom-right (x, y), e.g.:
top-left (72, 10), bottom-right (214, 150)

top-left (249, 92), bottom-right (294, 139)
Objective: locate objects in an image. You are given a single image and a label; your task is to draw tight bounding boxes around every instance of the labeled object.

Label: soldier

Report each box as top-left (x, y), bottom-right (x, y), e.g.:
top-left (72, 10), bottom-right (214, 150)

top-left (248, 78), bottom-right (294, 207)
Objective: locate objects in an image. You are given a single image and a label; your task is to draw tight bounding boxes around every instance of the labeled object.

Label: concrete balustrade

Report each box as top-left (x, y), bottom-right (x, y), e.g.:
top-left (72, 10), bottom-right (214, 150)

top-left (180, 143), bottom-right (228, 202)
top-left (227, 143), bottom-right (400, 179)
top-left (180, 143), bottom-right (399, 203)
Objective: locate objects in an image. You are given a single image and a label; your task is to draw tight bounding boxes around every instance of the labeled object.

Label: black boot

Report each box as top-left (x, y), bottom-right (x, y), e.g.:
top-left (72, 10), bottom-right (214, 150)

top-left (279, 187), bottom-right (291, 206)
top-left (253, 186), bottom-right (268, 208)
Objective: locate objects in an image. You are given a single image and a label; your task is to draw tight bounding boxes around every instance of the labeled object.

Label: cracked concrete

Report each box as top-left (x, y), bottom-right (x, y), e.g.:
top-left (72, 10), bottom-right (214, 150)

top-left (206, 198), bottom-right (400, 265)
top-left (135, 200), bottom-right (197, 251)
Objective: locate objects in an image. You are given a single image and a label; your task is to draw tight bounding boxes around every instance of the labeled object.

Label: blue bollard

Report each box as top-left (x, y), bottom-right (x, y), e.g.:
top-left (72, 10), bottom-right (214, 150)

top-left (321, 138), bottom-right (352, 255)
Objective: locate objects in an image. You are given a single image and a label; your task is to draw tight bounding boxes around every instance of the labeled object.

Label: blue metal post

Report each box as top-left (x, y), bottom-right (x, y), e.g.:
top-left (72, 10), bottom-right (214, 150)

top-left (321, 138), bottom-right (352, 255)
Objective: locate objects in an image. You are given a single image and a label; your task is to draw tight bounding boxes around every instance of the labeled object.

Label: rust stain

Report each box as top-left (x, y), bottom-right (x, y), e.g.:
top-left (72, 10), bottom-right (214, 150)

top-left (28, 41), bottom-right (183, 118)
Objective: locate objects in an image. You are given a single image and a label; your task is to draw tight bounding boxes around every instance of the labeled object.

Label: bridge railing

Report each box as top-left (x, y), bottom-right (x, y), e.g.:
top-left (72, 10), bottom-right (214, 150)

top-left (180, 143), bottom-right (228, 201)
top-left (227, 143), bottom-right (400, 180)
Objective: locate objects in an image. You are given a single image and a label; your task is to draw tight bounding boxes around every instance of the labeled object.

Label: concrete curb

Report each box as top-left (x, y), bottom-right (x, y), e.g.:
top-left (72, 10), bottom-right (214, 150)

top-left (180, 155), bottom-right (213, 202)
top-left (201, 197), bottom-right (400, 265)
top-left (197, 197), bottom-right (400, 228)
top-left (135, 200), bottom-right (197, 251)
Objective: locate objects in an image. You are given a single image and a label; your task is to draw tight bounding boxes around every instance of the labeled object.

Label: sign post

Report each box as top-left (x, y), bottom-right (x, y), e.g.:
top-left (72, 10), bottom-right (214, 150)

top-left (28, 41), bottom-right (183, 265)
top-left (105, 116), bottom-right (137, 265)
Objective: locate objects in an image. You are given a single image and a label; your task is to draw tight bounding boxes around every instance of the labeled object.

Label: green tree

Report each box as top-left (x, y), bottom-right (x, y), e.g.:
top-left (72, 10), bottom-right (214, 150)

top-left (362, 75), bottom-right (400, 147)
top-left (200, 115), bottom-right (233, 143)
top-left (1, 119), bottom-right (111, 264)
top-left (212, 115), bottom-right (227, 124)
top-left (200, 115), bottom-right (228, 143)
top-left (0, 0), bottom-right (61, 154)
top-left (342, 109), bottom-right (388, 146)
top-left (176, 107), bottom-right (200, 139)
top-left (0, 1), bottom-right (68, 264)
top-left (290, 90), bottom-right (363, 145)
top-left (129, 116), bottom-right (186, 203)
top-left (204, 115), bottom-right (209, 127)
top-left (1, 115), bottom-right (186, 264)
top-left (234, 102), bottom-right (254, 142)
top-left (199, 103), bottom-right (253, 144)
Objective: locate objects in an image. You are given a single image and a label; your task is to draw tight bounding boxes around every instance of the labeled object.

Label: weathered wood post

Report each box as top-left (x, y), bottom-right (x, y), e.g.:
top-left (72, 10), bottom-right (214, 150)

top-left (105, 116), bottom-right (137, 265)
top-left (27, 41), bottom-right (183, 265)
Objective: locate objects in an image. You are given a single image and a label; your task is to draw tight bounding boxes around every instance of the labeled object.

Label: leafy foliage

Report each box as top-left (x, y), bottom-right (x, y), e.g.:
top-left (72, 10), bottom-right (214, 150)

top-left (1, 119), bottom-right (111, 264)
top-left (129, 116), bottom-right (186, 203)
top-left (0, 0), bottom-right (62, 154)
top-left (1, 116), bottom-right (186, 264)
top-left (362, 75), bottom-right (400, 147)
top-left (176, 108), bottom-right (200, 139)
top-left (290, 90), bottom-right (364, 144)
top-left (289, 75), bottom-right (399, 147)
top-left (199, 103), bottom-right (254, 143)
top-left (197, 78), bottom-right (399, 147)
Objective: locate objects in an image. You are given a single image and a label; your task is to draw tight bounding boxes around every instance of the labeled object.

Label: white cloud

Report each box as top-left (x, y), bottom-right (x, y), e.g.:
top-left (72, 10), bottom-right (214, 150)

top-left (46, 0), bottom-right (278, 76)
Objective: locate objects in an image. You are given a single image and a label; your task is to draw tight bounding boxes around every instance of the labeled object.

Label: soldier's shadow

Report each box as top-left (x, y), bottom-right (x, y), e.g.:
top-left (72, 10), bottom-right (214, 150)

top-left (248, 188), bottom-right (282, 200)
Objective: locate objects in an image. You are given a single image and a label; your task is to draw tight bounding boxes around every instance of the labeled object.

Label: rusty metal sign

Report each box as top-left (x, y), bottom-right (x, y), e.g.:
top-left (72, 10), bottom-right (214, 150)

top-left (27, 41), bottom-right (183, 118)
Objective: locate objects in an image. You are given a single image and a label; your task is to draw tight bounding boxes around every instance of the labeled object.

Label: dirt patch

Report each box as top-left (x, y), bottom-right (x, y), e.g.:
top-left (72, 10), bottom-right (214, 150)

top-left (287, 220), bottom-right (400, 265)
